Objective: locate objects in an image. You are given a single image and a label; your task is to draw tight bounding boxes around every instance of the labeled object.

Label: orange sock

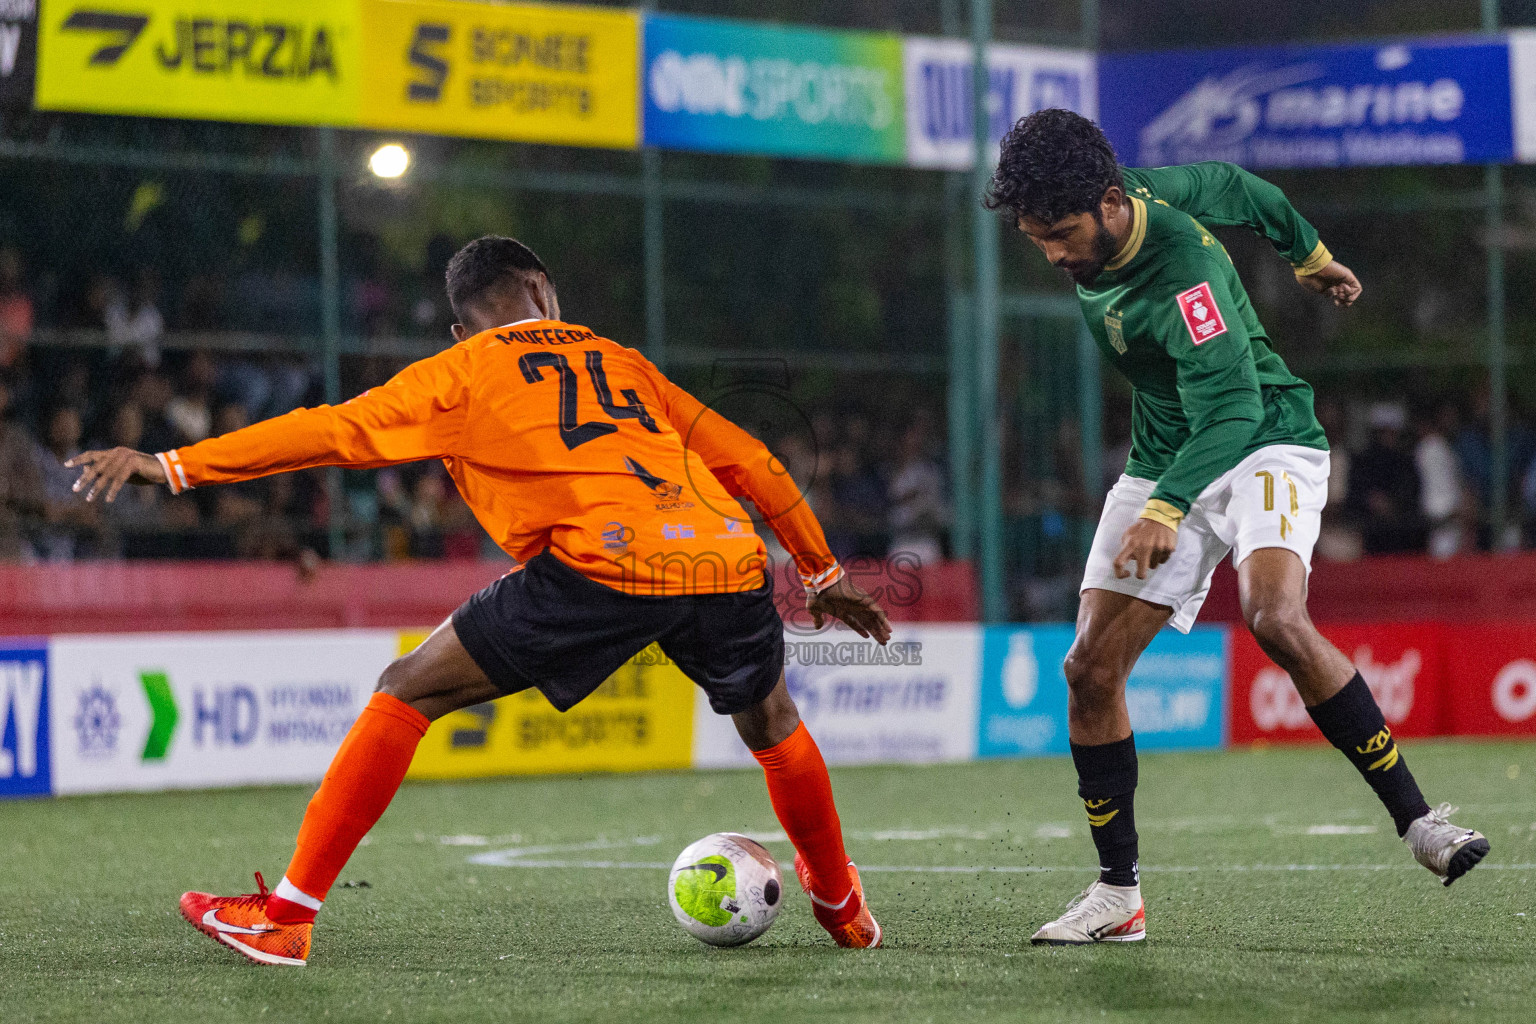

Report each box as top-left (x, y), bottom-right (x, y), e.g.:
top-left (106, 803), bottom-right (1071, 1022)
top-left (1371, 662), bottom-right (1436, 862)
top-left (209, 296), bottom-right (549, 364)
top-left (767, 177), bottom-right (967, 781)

top-left (751, 723), bottom-right (857, 924)
top-left (266, 692), bottom-right (430, 924)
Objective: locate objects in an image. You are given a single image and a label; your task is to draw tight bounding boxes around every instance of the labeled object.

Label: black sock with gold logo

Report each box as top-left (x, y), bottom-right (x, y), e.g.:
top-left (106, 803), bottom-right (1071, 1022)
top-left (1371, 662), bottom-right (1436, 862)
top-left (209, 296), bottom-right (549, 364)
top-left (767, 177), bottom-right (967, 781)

top-left (1071, 735), bottom-right (1140, 887)
top-left (1307, 672), bottom-right (1431, 837)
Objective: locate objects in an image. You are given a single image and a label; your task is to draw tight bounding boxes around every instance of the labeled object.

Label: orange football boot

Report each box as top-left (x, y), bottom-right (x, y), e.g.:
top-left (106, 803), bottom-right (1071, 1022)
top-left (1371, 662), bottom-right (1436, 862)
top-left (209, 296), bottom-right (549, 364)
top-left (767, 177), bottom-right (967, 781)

top-left (793, 852), bottom-right (882, 948)
top-left (179, 873), bottom-right (313, 966)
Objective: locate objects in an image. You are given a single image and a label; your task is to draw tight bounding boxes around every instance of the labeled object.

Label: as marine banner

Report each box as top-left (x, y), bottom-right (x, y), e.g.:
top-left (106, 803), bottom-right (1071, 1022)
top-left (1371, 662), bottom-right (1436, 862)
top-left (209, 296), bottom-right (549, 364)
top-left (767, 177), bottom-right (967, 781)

top-left (359, 0), bottom-right (640, 149)
top-left (35, 0), bottom-right (361, 125)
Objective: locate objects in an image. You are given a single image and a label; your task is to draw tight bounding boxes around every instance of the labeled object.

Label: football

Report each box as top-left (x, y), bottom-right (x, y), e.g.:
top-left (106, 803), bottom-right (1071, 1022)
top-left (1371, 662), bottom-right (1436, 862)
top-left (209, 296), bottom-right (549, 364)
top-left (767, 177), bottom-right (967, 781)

top-left (667, 832), bottom-right (784, 947)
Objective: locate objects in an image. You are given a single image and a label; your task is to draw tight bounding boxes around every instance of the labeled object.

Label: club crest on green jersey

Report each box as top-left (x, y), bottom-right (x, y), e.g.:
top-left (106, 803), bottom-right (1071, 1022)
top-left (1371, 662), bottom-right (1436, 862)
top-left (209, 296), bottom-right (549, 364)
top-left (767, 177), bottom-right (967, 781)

top-left (1104, 311), bottom-right (1127, 355)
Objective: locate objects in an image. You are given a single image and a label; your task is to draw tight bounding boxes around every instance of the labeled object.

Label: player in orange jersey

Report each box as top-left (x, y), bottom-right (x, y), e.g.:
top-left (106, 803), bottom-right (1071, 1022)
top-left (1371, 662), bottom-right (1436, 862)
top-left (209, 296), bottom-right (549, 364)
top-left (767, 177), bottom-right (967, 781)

top-left (68, 236), bottom-right (889, 964)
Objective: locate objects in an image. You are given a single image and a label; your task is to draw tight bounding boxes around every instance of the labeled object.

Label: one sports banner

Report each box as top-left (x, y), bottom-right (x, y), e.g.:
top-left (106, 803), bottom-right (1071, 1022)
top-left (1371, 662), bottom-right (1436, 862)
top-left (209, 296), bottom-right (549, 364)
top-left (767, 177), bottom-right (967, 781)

top-left (643, 13), bottom-right (906, 164)
top-left (359, 0), bottom-right (640, 149)
top-left (402, 635), bottom-right (695, 778)
top-left (975, 625), bottom-right (1227, 759)
top-left (902, 36), bottom-right (1095, 170)
top-left (1228, 623), bottom-right (1448, 744)
top-left (46, 630), bottom-right (394, 795)
top-left (1099, 35), bottom-right (1515, 168)
top-left (0, 0), bottom-right (37, 108)
top-left (35, 0), bottom-right (363, 125)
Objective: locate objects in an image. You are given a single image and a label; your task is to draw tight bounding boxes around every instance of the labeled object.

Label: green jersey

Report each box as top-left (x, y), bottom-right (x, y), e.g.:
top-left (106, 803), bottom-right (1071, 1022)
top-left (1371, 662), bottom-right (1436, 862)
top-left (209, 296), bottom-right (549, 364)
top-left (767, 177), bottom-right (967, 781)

top-left (1079, 162), bottom-right (1331, 516)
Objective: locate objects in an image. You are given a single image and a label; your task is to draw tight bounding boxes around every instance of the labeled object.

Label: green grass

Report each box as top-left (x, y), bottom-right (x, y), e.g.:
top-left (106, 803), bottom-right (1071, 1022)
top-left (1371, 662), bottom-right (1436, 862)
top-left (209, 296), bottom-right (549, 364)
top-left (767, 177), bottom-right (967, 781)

top-left (2, 740), bottom-right (1534, 1023)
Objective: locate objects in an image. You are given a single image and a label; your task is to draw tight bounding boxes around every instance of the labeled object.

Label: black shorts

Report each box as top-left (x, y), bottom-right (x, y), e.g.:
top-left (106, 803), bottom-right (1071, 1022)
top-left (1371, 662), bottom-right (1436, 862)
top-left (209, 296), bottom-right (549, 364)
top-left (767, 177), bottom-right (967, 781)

top-left (451, 552), bottom-right (785, 715)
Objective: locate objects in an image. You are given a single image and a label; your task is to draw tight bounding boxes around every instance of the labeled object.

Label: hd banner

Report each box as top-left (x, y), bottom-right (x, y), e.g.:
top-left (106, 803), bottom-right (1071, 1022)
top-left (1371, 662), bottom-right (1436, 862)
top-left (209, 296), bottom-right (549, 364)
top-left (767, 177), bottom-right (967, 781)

top-left (902, 37), bottom-right (1095, 170)
top-left (46, 630), bottom-right (394, 795)
top-left (643, 13), bottom-right (906, 164)
top-left (358, 0), bottom-right (640, 149)
top-left (35, 0), bottom-right (362, 125)
top-left (1099, 35), bottom-right (1514, 168)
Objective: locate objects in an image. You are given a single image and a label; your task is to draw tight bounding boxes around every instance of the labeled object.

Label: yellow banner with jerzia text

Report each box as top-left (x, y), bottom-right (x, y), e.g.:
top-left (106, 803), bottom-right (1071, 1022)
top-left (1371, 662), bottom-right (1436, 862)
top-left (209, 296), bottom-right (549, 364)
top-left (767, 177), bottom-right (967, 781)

top-left (35, 0), bottom-right (362, 125)
top-left (399, 632), bottom-right (694, 779)
top-left (359, 0), bottom-right (639, 149)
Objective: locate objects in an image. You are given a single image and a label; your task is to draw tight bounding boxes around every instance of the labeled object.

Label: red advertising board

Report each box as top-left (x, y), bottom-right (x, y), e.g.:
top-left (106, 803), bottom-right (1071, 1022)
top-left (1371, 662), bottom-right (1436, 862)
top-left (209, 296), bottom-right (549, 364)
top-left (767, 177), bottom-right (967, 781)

top-left (1444, 625), bottom-right (1536, 736)
top-left (1228, 623), bottom-right (1448, 744)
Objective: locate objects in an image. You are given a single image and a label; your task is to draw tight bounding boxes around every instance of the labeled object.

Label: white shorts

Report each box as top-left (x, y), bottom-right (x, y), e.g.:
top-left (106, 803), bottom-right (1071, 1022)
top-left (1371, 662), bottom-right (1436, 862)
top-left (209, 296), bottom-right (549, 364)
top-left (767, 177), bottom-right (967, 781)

top-left (1080, 444), bottom-right (1330, 632)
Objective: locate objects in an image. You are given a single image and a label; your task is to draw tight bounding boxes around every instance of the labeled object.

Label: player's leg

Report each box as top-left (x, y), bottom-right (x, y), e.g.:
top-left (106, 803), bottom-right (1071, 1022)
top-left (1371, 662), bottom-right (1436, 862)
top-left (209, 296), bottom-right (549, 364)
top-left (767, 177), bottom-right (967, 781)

top-left (664, 570), bottom-right (879, 949)
top-left (1033, 473), bottom-right (1232, 945)
top-left (180, 618), bottom-right (501, 964)
top-left (1030, 589), bottom-right (1165, 945)
top-left (1238, 547), bottom-right (1488, 883)
top-left (731, 672), bottom-right (878, 947)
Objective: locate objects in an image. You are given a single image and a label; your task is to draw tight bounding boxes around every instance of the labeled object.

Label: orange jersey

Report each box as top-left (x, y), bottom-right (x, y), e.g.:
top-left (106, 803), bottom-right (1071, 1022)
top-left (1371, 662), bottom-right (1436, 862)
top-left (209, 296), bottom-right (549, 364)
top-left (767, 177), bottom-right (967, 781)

top-left (157, 320), bottom-right (841, 596)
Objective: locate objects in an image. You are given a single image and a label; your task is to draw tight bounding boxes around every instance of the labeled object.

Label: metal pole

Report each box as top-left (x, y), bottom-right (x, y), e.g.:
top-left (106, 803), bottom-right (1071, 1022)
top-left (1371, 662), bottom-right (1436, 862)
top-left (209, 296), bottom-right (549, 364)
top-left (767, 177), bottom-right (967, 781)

top-left (643, 147), bottom-right (667, 369)
top-left (1077, 0), bottom-right (1103, 557)
top-left (317, 127), bottom-right (345, 559)
top-left (942, 0), bottom-right (974, 563)
top-left (972, 0), bottom-right (1005, 622)
top-left (1484, 0), bottom-right (1509, 547)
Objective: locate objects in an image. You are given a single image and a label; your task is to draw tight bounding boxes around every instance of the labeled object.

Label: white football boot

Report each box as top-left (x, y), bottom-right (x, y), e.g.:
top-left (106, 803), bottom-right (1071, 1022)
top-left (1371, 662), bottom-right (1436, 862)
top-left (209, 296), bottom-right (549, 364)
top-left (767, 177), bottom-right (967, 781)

top-left (1030, 881), bottom-right (1146, 945)
top-left (1403, 803), bottom-right (1490, 887)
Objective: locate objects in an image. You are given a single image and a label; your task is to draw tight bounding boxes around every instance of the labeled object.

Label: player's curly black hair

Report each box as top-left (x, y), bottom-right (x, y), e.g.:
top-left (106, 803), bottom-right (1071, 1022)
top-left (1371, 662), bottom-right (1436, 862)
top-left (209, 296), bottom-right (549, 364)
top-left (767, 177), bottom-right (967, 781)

top-left (445, 235), bottom-right (552, 322)
top-left (983, 108), bottom-right (1123, 225)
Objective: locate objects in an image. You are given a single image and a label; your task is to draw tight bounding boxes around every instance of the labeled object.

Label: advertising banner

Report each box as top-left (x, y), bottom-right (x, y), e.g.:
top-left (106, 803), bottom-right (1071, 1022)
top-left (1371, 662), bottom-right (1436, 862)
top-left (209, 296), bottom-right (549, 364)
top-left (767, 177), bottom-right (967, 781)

top-left (0, 0), bottom-right (36, 108)
top-left (1099, 36), bottom-right (1514, 168)
top-left (976, 625), bottom-right (1226, 759)
top-left (36, 0), bottom-right (361, 125)
top-left (1443, 625), bottom-right (1536, 736)
top-left (1507, 30), bottom-right (1536, 162)
top-left (360, 0), bottom-right (639, 149)
top-left (1228, 623), bottom-right (1447, 744)
top-left (404, 635), bottom-right (694, 778)
top-left (692, 625), bottom-right (979, 768)
top-left (643, 13), bottom-right (905, 164)
top-left (903, 37), bottom-right (1095, 170)
top-left (47, 630), bottom-right (394, 795)
top-left (0, 638), bottom-right (49, 798)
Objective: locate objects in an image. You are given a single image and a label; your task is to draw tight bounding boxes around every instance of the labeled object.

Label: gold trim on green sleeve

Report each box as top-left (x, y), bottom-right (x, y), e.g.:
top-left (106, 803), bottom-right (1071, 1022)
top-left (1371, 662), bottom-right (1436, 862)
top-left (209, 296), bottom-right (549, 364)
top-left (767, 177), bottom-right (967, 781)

top-left (1103, 197), bottom-right (1147, 272)
top-left (1138, 499), bottom-right (1185, 533)
top-left (1292, 240), bottom-right (1332, 276)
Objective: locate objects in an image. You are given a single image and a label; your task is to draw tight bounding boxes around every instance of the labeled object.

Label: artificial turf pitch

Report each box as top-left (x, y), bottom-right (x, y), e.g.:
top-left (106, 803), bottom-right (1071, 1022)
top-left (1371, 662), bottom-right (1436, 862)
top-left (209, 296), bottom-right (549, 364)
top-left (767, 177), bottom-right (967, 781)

top-left (2, 740), bottom-right (1533, 1023)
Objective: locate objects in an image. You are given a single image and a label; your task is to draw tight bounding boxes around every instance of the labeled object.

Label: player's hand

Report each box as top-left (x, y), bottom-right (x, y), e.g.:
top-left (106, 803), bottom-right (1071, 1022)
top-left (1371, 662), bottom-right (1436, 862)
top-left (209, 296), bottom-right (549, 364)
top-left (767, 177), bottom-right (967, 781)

top-left (1113, 519), bottom-right (1177, 580)
top-left (1296, 260), bottom-right (1361, 308)
top-left (807, 575), bottom-right (892, 645)
top-left (65, 447), bottom-right (167, 503)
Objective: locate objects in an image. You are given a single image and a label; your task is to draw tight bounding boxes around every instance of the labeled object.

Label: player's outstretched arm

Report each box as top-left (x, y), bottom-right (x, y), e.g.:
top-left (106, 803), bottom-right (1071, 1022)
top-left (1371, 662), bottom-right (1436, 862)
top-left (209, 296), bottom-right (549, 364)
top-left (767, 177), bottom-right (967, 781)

top-left (129, 348), bottom-right (471, 495)
top-left (66, 447), bottom-right (167, 503)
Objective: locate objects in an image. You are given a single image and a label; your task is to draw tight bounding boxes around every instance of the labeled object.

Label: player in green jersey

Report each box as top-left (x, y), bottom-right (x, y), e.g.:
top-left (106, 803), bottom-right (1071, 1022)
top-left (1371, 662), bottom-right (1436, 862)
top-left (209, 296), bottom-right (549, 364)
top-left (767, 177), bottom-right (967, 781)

top-left (984, 110), bottom-right (1488, 946)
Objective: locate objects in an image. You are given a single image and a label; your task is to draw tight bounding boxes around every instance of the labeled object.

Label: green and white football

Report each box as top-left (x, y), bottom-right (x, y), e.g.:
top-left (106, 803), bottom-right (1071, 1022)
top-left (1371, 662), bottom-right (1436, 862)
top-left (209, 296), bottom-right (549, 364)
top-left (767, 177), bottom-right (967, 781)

top-left (667, 832), bottom-right (783, 947)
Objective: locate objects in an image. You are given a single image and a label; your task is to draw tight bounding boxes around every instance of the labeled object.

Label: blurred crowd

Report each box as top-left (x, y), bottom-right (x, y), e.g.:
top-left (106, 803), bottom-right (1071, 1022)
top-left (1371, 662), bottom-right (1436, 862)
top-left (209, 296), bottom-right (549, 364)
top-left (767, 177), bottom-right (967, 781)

top-left (2, 242), bottom-right (1535, 569)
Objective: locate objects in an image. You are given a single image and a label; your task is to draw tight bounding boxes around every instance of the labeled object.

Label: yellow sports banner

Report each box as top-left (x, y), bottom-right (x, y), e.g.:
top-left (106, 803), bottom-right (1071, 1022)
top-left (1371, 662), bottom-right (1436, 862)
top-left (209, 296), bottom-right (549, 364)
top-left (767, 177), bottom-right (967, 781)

top-left (35, 0), bottom-right (362, 124)
top-left (400, 633), bottom-right (694, 779)
top-left (359, 0), bottom-right (639, 149)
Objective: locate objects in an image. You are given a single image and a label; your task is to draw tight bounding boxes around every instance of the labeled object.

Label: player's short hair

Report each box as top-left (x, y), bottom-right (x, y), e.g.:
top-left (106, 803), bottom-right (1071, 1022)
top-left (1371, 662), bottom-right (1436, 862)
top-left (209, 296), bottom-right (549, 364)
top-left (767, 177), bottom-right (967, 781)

top-left (445, 236), bottom-right (551, 322)
top-left (984, 108), bottom-right (1123, 226)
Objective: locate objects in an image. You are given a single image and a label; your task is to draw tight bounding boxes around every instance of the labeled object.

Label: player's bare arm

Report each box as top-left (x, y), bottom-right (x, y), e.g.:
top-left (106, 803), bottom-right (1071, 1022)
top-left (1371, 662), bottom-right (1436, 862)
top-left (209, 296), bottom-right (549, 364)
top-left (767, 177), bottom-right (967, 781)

top-left (1295, 259), bottom-right (1361, 307)
top-left (807, 575), bottom-right (892, 644)
top-left (66, 447), bottom-right (166, 503)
